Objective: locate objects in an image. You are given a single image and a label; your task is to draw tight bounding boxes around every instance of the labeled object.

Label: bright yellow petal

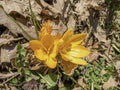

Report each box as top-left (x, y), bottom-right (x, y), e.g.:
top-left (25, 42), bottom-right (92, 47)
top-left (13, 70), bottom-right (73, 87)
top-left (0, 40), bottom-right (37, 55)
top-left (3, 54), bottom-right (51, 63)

top-left (39, 21), bottom-right (52, 39)
top-left (70, 58), bottom-right (88, 65)
top-left (71, 40), bottom-right (83, 47)
top-left (43, 20), bottom-right (52, 34)
top-left (53, 34), bottom-right (62, 40)
top-left (62, 29), bottom-right (73, 41)
top-left (41, 35), bottom-right (54, 50)
top-left (59, 29), bottom-right (74, 50)
top-left (34, 49), bottom-right (47, 60)
top-left (61, 53), bottom-right (88, 65)
top-left (70, 33), bottom-right (86, 43)
top-left (45, 57), bottom-right (57, 69)
top-left (60, 53), bottom-right (70, 61)
top-left (50, 42), bottom-right (58, 57)
top-left (60, 60), bottom-right (77, 75)
top-left (70, 46), bottom-right (90, 57)
top-left (39, 27), bottom-right (46, 39)
top-left (51, 34), bottom-right (62, 56)
top-left (60, 45), bottom-right (90, 59)
top-left (29, 40), bottom-right (42, 51)
top-left (71, 33), bottom-right (86, 46)
top-left (64, 33), bottom-right (86, 47)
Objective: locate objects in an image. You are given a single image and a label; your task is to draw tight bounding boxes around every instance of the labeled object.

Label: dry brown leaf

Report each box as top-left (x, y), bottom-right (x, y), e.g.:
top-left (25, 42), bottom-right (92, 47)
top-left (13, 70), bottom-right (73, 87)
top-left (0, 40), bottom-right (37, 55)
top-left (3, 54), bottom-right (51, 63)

top-left (115, 61), bottom-right (120, 70)
top-left (0, 37), bottom-right (14, 47)
top-left (0, 43), bottom-right (28, 63)
top-left (53, 0), bottom-right (64, 12)
top-left (0, 72), bottom-right (18, 79)
top-left (0, 30), bottom-right (23, 46)
top-left (103, 76), bottom-right (118, 90)
top-left (0, 7), bottom-right (37, 40)
top-left (0, 44), bottom-right (17, 63)
top-left (93, 26), bottom-right (107, 42)
top-left (91, 25), bottom-right (111, 48)
top-left (115, 61), bottom-right (120, 76)
top-left (75, 1), bottom-right (89, 21)
top-left (74, 0), bottom-right (105, 21)
top-left (0, 0), bottom-right (42, 19)
top-left (101, 69), bottom-right (107, 75)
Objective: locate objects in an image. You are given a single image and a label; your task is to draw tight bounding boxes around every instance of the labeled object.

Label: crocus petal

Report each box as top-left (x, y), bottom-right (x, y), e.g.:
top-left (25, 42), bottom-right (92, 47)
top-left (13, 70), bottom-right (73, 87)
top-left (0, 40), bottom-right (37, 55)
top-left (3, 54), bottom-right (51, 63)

top-left (39, 27), bottom-right (46, 39)
top-left (61, 52), bottom-right (88, 65)
top-left (70, 46), bottom-right (90, 57)
top-left (60, 60), bottom-right (77, 74)
top-left (69, 33), bottom-right (86, 43)
top-left (60, 29), bottom-right (73, 48)
top-left (39, 21), bottom-right (52, 39)
top-left (71, 40), bottom-right (83, 47)
top-left (70, 58), bottom-right (88, 65)
top-left (29, 40), bottom-right (42, 51)
top-left (34, 49), bottom-right (47, 60)
top-left (60, 45), bottom-right (90, 60)
top-left (50, 42), bottom-right (58, 57)
top-left (70, 33), bottom-right (86, 47)
top-left (62, 29), bottom-right (73, 41)
top-left (63, 33), bottom-right (86, 48)
top-left (45, 57), bottom-right (57, 69)
top-left (41, 35), bottom-right (54, 50)
top-left (43, 20), bottom-right (52, 34)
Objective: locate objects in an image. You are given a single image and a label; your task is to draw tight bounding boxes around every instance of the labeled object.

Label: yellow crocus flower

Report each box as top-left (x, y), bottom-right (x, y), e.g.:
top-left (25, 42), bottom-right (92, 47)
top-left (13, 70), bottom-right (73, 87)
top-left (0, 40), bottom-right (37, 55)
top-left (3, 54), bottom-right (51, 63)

top-left (29, 21), bottom-right (90, 74)
top-left (29, 21), bottom-right (60, 69)
top-left (59, 29), bottom-right (90, 74)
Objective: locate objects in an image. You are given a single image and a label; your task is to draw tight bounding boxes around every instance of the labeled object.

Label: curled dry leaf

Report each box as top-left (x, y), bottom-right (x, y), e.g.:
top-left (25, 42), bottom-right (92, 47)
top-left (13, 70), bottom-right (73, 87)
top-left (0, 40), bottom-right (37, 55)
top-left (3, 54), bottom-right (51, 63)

top-left (0, 72), bottom-right (18, 79)
top-left (0, 35), bottom-right (14, 47)
top-left (75, 1), bottom-right (89, 21)
top-left (0, 44), bottom-right (17, 63)
top-left (0, 43), bottom-right (28, 63)
top-left (93, 26), bottom-right (107, 43)
top-left (0, 0), bottom-right (42, 19)
top-left (53, 0), bottom-right (64, 13)
top-left (0, 7), bottom-right (37, 40)
top-left (75, 0), bottom-right (105, 21)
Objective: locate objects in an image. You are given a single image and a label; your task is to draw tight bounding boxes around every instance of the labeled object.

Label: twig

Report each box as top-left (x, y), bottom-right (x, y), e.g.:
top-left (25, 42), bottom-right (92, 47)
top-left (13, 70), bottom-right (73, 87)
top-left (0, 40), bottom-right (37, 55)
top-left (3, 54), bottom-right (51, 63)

top-left (29, 0), bottom-right (39, 38)
top-left (0, 72), bottom-right (19, 86)
top-left (98, 52), bottom-right (114, 64)
top-left (85, 29), bottom-right (93, 47)
top-left (91, 83), bottom-right (94, 90)
top-left (0, 72), bottom-right (18, 79)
